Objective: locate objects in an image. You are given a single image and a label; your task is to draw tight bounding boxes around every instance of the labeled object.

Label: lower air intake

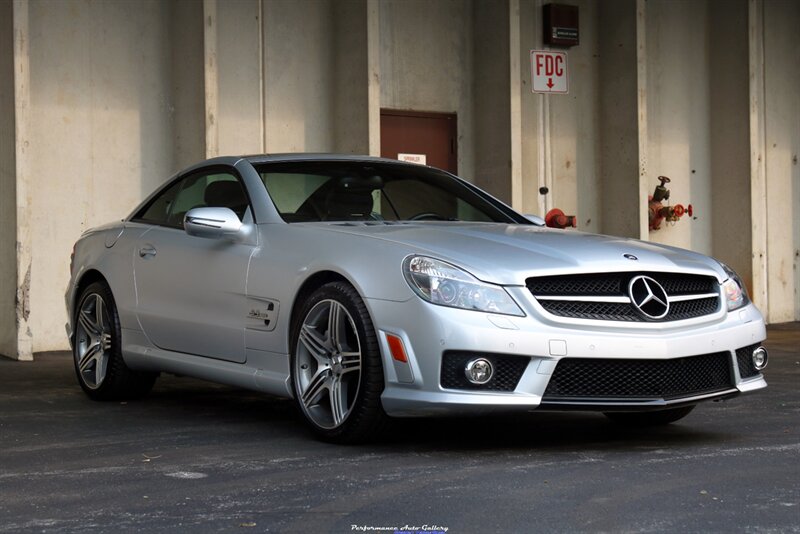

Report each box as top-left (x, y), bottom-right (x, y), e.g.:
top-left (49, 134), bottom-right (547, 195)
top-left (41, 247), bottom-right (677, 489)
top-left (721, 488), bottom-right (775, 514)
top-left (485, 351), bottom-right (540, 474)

top-left (543, 352), bottom-right (734, 401)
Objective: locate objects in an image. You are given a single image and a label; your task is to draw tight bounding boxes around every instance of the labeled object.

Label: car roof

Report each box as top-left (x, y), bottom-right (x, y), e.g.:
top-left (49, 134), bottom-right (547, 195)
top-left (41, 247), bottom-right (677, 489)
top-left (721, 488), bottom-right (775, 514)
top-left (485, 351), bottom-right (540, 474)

top-left (242, 153), bottom-right (417, 166)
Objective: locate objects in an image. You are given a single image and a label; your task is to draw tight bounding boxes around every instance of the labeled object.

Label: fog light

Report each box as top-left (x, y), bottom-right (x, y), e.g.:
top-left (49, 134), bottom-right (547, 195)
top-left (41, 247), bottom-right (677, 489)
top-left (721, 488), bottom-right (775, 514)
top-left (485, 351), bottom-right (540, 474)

top-left (752, 346), bottom-right (768, 371)
top-left (464, 358), bottom-right (494, 384)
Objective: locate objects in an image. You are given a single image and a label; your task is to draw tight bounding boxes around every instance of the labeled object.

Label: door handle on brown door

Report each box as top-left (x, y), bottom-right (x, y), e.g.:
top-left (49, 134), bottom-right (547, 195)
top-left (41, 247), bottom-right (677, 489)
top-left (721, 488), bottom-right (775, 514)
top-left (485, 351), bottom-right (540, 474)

top-left (138, 246), bottom-right (157, 258)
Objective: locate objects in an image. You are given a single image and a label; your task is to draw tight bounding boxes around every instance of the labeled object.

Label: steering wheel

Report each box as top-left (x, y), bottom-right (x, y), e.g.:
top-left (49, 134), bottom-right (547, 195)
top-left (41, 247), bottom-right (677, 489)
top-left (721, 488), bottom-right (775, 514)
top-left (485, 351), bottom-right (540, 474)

top-left (408, 212), bottom-right (446, 221)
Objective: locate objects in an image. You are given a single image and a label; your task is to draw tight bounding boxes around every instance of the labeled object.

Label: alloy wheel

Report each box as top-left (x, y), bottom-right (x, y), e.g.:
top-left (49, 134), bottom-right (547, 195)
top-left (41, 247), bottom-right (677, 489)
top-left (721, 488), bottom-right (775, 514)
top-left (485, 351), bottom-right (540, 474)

top-left (74, 293), bottom-right (112, 389)
top-left (295, 299), bottom-right (362, 429)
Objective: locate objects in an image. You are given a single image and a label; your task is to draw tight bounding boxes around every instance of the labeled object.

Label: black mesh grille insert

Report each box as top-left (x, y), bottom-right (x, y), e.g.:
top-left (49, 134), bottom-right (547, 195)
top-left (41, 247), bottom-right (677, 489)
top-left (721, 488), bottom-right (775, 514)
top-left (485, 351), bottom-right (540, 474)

top-left (441, 352), bottom-right (529, 391)
top-left (527, 274), bottom-right (622, 296)
top-left (528, 272), bottom-right (720, 322)
top-left (736, 344), bottom-right (762, 379)
top-left (539, 301), bottom-right (640, 321)
top-left (543, 352), bottom-right (735, 400)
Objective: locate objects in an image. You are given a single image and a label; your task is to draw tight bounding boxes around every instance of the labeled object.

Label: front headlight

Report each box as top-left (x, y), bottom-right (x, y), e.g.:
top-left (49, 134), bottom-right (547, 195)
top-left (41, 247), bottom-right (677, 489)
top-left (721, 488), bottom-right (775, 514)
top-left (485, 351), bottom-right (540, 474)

top-left (720, 262), bottom-right (749, 311)
top-left (403, 256), bottom-right (524, 316)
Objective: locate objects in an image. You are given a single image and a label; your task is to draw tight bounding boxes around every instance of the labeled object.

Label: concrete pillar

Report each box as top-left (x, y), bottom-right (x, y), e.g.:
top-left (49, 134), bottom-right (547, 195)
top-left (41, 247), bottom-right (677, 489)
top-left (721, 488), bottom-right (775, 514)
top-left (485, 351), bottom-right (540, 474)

top-left (203, 0), bottom-right (219, 158)
top-left (709, 0), bottom-right (751, 293)
top-left (366, 0), bottom-right (380, 157)
top-left (263, 0), bottom-right (336, 153)
top-left (2, 0), bottom-right (33, 361)
top-left (333, 0), bottom-right (376, 155)
top-left (0, 0), bottom-right (23, 360)
top-left (169, 0), bottom-right (206, 171)
top-left (213, 0), bottom-right (263, 156)
top-left (762, 0), bottom-right (800, 321)
top-left (473, 0), bottom-right (511, 202)
top-left (508, 0), bottom-right (523, 211)
top-left (598, 0), bottom-right (641, 239)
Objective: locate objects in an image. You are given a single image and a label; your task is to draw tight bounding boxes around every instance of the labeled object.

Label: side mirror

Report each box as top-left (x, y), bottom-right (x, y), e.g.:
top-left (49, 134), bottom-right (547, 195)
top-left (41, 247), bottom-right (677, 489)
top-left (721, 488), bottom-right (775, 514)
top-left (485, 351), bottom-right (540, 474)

top-left (184, 207), bottom-right (243, 239)
top-left (524, 214), bottom-right (546, 226)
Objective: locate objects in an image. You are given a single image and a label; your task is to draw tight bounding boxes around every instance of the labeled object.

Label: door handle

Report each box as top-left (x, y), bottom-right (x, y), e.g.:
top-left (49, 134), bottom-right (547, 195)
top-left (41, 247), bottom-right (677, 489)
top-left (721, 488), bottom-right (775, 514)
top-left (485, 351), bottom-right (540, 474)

top-left (138, 245), bottom-right (157, 258)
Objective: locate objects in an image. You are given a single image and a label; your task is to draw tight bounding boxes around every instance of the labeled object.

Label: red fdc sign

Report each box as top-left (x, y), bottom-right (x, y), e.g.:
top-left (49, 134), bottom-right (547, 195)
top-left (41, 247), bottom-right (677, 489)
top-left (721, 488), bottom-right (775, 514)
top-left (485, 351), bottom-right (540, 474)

top-left (531, 50), bottom-right (568, 94)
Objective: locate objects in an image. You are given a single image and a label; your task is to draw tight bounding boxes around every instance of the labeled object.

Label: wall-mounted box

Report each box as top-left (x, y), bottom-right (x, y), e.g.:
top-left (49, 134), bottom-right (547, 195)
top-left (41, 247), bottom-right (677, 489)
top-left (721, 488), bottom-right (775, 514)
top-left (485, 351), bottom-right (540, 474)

top-left (543, 3), bottom-right (579, 47)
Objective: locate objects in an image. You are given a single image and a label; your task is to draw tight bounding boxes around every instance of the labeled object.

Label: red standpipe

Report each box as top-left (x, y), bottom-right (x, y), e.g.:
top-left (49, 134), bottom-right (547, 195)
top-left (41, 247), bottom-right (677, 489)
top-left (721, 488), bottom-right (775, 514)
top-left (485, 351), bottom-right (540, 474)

top-left (545, 208), bottom-right (577, 229)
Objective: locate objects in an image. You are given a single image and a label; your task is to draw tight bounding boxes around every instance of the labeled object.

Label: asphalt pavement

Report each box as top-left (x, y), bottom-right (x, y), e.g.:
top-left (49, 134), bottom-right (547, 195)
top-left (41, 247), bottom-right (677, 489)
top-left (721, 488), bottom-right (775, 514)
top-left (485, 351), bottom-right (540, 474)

top-left (1, 323), bottom-right (798, 533)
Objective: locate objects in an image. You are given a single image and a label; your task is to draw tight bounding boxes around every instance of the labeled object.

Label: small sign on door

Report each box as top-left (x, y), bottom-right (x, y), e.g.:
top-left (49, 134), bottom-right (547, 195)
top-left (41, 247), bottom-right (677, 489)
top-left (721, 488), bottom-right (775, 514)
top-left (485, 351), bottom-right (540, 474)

top-left (398, 153), bottom-right (427, 165)
top-left (531, 50), bottom-right (568, 94)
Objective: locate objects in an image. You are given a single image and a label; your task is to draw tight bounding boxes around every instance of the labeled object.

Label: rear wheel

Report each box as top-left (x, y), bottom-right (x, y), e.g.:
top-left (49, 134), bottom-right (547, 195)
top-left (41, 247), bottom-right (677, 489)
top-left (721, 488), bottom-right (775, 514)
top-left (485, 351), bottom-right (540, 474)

top-left (73, 281), bottom-right (157, 400)
top-left (290, 281), bottom-right (387, 443)
top-left (604, 405), bottom-right (695, 426)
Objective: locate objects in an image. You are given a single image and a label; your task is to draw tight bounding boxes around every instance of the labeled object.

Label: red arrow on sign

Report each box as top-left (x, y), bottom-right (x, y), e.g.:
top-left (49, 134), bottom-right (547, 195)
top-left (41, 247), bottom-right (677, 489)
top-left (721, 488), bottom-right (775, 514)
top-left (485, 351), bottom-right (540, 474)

top-left (547, 78), bottom-right (554, 89)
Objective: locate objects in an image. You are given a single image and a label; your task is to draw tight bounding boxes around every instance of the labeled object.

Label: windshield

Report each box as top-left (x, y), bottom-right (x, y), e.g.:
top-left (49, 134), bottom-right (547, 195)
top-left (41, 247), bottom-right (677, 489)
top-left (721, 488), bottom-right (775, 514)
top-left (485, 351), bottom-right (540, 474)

top-left (255, 161), bottom-right (526, 224)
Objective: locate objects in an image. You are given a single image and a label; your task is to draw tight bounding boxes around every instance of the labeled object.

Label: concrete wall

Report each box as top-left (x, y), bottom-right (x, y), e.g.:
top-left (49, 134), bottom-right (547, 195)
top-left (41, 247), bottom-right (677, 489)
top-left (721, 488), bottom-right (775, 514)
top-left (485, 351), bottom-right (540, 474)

top-left (380, 0), bottom-right (475, 182)
top-left (645, 0), bottom-right (712, 253)
top-left (708, 0), bottom-right (752, 291)
top-left (597, 0), bottom-right (640, 239)
top-left (0, 0), bottom-right (17, 359)
top-left (3, 0), bottom-right (800, 356)
top-left (333, 0), bottom-right (373, 155)
top-left (544, 0), bottom-right (602, 232)
top-left (472, 0), bottom-right (508, 200)
top-left (763, 0), bottom-right (800, 321)
top-left (264, 0), bottom-right (335, 153)
top-left (215, 0), bottom-right (262, 156)
top-left (26, 0), bottom-right (176, 351)
top-left (169, 0), bottom-right (206, 172)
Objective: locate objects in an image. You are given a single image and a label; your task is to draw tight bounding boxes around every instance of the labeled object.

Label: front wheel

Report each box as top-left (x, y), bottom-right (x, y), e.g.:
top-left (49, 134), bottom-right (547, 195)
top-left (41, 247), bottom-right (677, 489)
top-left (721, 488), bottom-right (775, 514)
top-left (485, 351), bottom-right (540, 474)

top-left (604, 405), bottom-right (695, 426)
top-left (290, 281), bottom-right (388, 443)
top-left (73, 281), bottom-right (157, 400)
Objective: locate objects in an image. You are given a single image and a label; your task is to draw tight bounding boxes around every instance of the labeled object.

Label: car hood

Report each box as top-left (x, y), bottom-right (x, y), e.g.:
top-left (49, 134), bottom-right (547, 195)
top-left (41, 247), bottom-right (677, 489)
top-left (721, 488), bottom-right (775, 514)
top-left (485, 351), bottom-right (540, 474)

top-left (315, 222), bottom-right (726, 286)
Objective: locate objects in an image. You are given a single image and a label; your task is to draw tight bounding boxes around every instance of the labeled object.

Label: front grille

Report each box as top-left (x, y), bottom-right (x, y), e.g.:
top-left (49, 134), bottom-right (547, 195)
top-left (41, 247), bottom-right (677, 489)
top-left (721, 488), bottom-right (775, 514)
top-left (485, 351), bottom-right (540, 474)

top-left (542, 352), bottom-right (735, 401)
top-left (440, 352), bottom-right (529, 391)
top-left (527, 272), bottom-right (720, 322)
top-left (735, 344), bottom-right (761, 379)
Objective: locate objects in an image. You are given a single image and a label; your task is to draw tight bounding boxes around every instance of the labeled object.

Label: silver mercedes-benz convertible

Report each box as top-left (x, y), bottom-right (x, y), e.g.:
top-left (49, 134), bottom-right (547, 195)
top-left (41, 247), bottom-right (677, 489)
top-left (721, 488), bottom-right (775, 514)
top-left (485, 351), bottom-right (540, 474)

top-left (66, 154), bottom-right (768, 442)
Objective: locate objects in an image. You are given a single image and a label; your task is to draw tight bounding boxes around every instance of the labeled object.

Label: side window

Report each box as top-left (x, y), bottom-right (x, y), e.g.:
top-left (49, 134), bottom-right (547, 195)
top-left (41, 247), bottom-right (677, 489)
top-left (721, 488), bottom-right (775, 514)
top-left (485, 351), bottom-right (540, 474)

top-left (166, 172), bottom-right (249, 226)
top-left (135, 180), bottom-right (182, 225)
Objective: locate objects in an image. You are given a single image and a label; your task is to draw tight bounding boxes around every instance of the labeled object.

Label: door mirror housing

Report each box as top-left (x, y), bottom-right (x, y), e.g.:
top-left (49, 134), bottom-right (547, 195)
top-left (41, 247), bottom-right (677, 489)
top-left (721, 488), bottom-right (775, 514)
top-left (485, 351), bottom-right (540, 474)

top-left (184, 207), bottom-right (243, 239)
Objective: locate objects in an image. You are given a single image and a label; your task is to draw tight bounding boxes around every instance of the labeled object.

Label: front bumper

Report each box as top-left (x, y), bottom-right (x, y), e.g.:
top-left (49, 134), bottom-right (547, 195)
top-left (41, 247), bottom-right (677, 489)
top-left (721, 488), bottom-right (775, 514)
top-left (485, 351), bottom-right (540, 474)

top-left (367, 289), bottom-right (767, 417)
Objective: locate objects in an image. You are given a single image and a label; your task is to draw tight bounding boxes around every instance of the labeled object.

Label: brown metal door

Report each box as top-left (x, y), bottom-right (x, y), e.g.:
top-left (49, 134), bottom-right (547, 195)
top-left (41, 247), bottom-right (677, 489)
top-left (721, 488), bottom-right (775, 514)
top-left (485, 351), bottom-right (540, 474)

top-left (380, 110), bottom-right (458, 174)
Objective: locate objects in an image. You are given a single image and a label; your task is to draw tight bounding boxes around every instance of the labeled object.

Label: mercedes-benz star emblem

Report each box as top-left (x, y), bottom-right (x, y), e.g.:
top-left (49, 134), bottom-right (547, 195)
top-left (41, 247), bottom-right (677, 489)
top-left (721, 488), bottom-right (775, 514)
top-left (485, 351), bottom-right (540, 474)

top-left (628, 275), bottom-right (670, 319)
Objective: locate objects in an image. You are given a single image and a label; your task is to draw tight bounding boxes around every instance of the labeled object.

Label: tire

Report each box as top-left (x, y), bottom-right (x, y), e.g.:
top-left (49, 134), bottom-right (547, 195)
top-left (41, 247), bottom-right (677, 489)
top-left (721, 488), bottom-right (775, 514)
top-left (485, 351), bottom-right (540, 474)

top-left (604, 405), bottom-right (695, 426)
top-left (73, 281), bottom-right (157, 401)
top-left (290, 281), bottom-right (388, 443)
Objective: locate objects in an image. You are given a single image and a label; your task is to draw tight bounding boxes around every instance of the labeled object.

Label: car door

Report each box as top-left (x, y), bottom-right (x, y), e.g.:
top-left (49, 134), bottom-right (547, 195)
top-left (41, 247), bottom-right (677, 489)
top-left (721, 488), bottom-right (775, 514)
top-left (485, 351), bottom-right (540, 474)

top-left (132, 167), bottom-right (255, 363)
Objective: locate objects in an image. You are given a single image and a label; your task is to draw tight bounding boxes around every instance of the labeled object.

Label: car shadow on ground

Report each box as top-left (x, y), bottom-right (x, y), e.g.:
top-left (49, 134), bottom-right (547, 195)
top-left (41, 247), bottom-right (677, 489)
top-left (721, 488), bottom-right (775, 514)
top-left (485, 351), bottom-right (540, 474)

top-left (138, 375), bottom-right (732, 454)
